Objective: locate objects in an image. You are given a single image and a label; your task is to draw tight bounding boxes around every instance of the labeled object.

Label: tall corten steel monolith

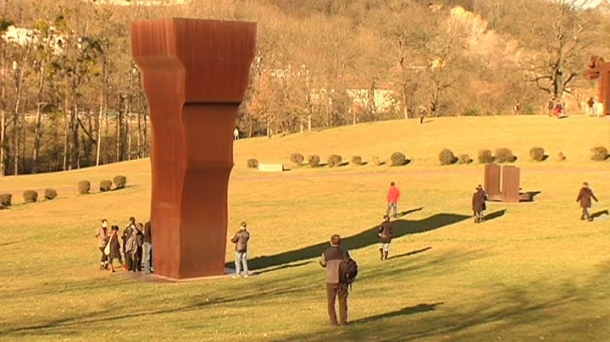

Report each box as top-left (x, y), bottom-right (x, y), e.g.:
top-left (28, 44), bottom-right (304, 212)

top-left (584, 56), bottom-right (610, 116)
top-left (131, 18), bottom-right (256, 279)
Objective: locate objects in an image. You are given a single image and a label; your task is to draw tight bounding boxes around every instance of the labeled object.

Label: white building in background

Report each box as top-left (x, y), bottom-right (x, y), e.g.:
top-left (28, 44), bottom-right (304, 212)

top-left (1, 26), bottom-right (65, 55)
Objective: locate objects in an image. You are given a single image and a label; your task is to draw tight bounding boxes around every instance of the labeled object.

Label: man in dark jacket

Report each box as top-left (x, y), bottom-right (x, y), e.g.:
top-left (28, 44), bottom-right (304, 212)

top-left (378, 215), bottom-right (393, 260)
top-left (577, 182), bottom-right (598, 221)
top-left (320, 234), bottom-right (349, 326)
top-left (231, 221), bottom-right (250, 278)
top-left (472, 184), bottom-right (487, 223)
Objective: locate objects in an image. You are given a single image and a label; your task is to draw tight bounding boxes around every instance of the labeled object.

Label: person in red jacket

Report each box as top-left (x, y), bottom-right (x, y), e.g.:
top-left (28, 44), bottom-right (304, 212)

top-left (386, 181), bottom-right (401, 218)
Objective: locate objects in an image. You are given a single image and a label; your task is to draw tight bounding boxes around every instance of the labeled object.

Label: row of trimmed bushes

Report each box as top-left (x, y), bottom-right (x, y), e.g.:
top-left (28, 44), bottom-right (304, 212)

top-left (0, 189), bottom-right (57, 208)
top-left (247, 152), bottom-right (411, 169)
top-left (77, 175), bottom-right (127, 194)
top-left (247, 146), bottom-right (608, 169)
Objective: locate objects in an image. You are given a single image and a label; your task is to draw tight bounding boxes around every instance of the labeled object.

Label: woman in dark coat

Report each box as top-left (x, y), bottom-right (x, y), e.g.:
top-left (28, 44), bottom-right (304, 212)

top-left (472, 185), bottom-right (487, 223)
top-left (107, 226), bottom-right (124, 272)
top-left (577, 182), bottom-right (598, 221)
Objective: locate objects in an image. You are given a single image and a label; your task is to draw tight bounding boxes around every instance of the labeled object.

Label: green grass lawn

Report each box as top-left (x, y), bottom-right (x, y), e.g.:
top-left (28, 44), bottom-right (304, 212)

top-left (0, 115), bottom-right (609, 341)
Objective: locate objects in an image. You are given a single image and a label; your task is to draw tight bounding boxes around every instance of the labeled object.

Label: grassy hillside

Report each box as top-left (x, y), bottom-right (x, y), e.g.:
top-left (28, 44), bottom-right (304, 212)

top-left (0, 115), bottom-right (609, 341)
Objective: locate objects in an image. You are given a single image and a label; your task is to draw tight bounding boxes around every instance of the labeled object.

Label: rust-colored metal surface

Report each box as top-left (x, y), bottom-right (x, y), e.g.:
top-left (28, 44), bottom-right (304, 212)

top-left (502, 166), bottom-right (520, 203)
top-left (131, 18), bottom-right (256, 279)
top-left (484, 164), bottom-right (502, 201)
top-left (584, 55), bottom-right (610, 116)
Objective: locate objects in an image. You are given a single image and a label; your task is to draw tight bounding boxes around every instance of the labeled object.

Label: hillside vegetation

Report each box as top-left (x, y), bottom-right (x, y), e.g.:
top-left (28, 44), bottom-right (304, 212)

top-left (1, 0), bottom-right (609, 176)
top-left (0, 116), bottom-right (609, 341)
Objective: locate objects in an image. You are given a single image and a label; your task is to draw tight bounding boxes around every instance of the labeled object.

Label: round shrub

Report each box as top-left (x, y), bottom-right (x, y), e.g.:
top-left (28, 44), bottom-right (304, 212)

top-left (439, 148), bottom-right (456, 165)
top-left (477, 149), bottom-right (494, 164)
top-left (247, 158), bottom-right (259, 169)
top-left (290, 153), bottom-right (305, 166)
top-left (78, 180), bottom-right (90, 195)
top-left (371, 156), bottom-right (382, 166)
top-left (351, 156), bottom-right (363, 166)
top-left (0, 193), bottom-right (12, 207)
top-left (591, 146), bottom-right (608, 161)
top-left (390, 152), bottom-right (407, 166)
top-left (44, 188), bottom-right (57, 200)
top-left (495, 148), bottom-right (515, 163)
top-left (308, 155), bottom-right (320, 167)
top-left (23, 190), bottom-right (38, 203)
top-left (100, 180), bottom-right (113, 192)
top-left (0, 204), bottom-right (4, 210)
top-left (113, 175), bottom-right (127, 189)
top-left (327, 154), bottom-right (342, 168)
top-left (557, 152), bottom-right (566, 161)
top-left (458, 154), bottom-right (472, 164)
top-left (529, 147), bottom-right (545, 161)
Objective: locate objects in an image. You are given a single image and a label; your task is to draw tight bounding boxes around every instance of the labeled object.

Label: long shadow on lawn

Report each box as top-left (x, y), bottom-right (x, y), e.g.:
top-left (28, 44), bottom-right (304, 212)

top-left (387, 247), bottom-right (432, 260)
top-left (352, 302), bottom-right (444, 324)
top-left (591, 210), bottom-right (609, 220)
top-left (245, 212), bottom-right (470, 270)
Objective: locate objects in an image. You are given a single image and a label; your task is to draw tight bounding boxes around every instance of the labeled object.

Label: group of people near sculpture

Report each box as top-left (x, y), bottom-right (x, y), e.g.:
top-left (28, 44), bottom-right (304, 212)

top-left (95, 217), bottom-right (153, 274)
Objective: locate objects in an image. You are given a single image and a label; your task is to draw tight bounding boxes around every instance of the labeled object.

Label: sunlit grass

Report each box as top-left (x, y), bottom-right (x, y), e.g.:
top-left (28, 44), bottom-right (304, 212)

top-left (0, 115), bottom-right (609, 341)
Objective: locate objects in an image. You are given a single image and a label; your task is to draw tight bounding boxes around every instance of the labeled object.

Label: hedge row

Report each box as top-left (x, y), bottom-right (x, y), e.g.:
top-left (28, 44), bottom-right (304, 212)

top-left (78, 175), bottom-right (127, 195)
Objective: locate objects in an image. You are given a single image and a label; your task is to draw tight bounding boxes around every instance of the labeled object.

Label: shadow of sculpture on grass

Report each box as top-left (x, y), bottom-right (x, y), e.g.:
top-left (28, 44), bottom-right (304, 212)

top-left (245, 212), bottom-right (471, 270)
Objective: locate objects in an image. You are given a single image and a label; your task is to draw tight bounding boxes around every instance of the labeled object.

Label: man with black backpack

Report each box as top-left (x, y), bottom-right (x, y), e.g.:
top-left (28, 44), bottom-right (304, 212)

top-left (320, 234), bottom-right (356, 326)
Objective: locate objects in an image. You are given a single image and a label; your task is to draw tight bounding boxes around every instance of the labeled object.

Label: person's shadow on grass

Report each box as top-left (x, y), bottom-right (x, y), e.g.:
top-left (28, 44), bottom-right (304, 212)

top-left (244, 212), bottom-right (471, 271)
top-left (591, 210), bottom-right (609, 220)
top-left (352, 302), bottom-right (444, 324)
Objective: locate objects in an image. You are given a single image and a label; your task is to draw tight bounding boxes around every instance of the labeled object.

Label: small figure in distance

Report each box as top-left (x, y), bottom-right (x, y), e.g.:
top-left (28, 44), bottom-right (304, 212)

top-left (419, 106), bottom-right (427, 124)
top-left (386, 181), bottom-right (400, 218)
top-left (587, 97), bottom-right (595, 116)
top-left (472, 184), bottom-right (487, 223)
top-left (378, 215), bottom-right (393, 260)
top-left (577, 182), bottom-right (598, 222)
top-left (320, 234), bottom-right (350, 326)
top-left (231, 221), bottom-right (250, 278)
top-left (233, 127), bottom-right (239, 140)
top-left (143, 221), bottom-right (152, 274)
top-left (95, 219), bottom-right (110, 270)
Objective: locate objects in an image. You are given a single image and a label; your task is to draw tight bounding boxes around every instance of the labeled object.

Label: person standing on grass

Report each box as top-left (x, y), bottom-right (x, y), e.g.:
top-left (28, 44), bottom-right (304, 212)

top-left (95, 219), bottom-right (110, 270)
top-left (143, 221), bottom-right (152, 274)
top-left (378, 215), bottom-right (393, 260)
top-left (577, 182), bottom-right (599, 222)
top-left (124, 228), bottom-right (138, 272)
top-left (472, 184), bottom-right (487, 223)
top-left (106, 226), bottom-right (125, 272)
top-left (231, 221), bottom-right (250, 278)
top-left (320, 234), bottom-right (350, 326)
top-left (386, 181), bottom-right (401, 218)
top-left (122, 217), bottom-right (136, 269)
top-left (133, 223), bottom-right (145, 272)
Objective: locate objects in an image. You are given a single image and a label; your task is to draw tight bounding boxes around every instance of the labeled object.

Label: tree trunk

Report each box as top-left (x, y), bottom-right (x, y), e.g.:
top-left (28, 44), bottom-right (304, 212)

top-left (32, 64), bottom-right (47, 174)
top-left (96, 93), bottom-right (103, 166)
top-left (63, 79), bottom-right (70, 171)
top-left (116, 96), bottom-right (122, 162)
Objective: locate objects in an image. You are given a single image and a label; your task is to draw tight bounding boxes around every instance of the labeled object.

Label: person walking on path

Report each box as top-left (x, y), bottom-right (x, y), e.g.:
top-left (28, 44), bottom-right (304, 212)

top-left (378, 215), bottom-right (393, 260)
top-left (577, 182), bottom-right (598, 222)
top-left (143, 221), bottom-right (152, 274)
top-left (472, 184), bottom-right (487, 223)
top-left (320, 234), bottom-right (350, 326)
top-left (386, 182), bottom-right (401, 218)
top-left (231, 221), bottom-right (250, 278)
top-left (95, 219), bottom-right (110, 270)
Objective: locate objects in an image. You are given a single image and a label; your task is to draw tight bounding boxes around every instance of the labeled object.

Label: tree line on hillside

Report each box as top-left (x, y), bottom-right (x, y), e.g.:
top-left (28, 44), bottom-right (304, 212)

top-left (0, 0), bottom-right (608, 176)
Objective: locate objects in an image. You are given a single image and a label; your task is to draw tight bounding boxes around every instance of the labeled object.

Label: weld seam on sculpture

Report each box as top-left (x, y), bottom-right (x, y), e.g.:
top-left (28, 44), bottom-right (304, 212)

top-left (131, 18), bottom-right (256, 279)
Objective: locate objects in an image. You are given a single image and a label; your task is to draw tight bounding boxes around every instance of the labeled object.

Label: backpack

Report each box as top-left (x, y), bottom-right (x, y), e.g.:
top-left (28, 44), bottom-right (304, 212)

top-left (339, 253), bottom-right (358, 286)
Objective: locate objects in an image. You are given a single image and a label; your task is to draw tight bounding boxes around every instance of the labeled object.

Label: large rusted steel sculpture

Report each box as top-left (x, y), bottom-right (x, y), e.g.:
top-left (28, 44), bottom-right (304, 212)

top-left (131, 18), bottom-right (256, 279)
top-left (584, 55), bottom-right (609, 116)
top-left (484, 164), bottom-right (531, 203)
